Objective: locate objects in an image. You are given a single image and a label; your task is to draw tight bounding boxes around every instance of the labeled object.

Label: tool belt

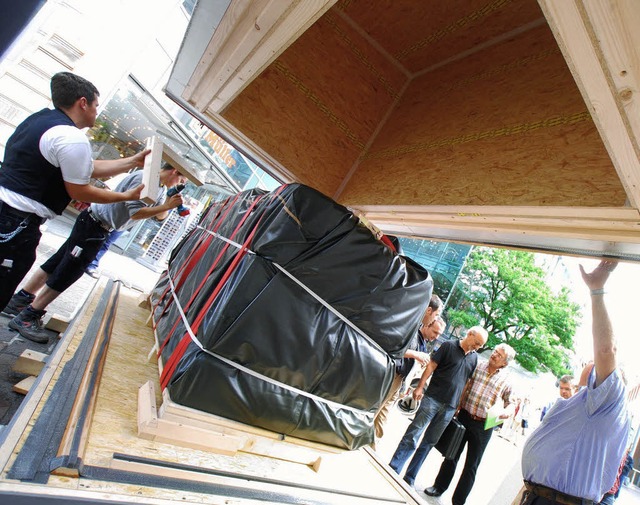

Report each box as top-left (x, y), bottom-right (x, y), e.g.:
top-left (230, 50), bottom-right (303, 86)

top-left (523, 481), bottom-right (594, 505)
top-left (86, 208), bottom-right (113, 232)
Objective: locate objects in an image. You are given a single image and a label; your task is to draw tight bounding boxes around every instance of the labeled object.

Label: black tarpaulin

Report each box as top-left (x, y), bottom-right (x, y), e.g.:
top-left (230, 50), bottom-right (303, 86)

top-left (150, 184), bottom-right (433, 449)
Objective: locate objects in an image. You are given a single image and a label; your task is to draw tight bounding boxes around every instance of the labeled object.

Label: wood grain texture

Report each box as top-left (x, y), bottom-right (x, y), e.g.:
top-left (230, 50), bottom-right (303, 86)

top-left (222, 10), bottom-right (408, 197)
top-left (339, 24), bottom-right (626, 207)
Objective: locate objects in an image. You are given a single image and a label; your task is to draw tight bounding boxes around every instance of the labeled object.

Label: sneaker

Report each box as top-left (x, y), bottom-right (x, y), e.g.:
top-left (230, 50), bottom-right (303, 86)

top-left (85, 266), bottom-right (99, 279)
top-left (1, 291), bottom-right (34, 317)
top-left (425, 486), bottom-right (444, 497)
top-left (8, 306), bottom-right (49, 344)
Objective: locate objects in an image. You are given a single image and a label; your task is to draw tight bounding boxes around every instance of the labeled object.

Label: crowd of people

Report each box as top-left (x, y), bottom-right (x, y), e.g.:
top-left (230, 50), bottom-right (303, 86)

top-left (375, 258), bottom-right (633, 505)
top-left (0, 71), bottom-right (635, 505)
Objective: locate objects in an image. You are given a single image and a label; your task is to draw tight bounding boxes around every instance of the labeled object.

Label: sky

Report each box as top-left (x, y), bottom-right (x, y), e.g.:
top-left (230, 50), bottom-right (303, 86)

top-left (557, 256), bottom-right (638, 381)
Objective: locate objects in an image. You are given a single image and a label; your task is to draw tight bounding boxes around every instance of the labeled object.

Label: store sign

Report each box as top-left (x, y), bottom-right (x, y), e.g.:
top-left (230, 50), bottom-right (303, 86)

top-left (202, 131), bottom-right (237, 169)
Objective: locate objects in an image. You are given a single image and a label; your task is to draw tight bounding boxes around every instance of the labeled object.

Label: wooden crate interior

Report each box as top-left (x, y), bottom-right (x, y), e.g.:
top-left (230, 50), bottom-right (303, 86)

top-left (220, 0), bottom-right (624, 207)
top-left (173, 0), bottom-right (640, 258)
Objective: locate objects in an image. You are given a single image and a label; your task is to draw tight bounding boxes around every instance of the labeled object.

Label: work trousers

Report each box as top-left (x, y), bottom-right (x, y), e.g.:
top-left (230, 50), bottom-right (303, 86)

top-left (433, 408), bottom-right (494, 505)
top-left (0, 202), bottom-right (42, 311)
top-left (41, 210), bottom-right (108, 292)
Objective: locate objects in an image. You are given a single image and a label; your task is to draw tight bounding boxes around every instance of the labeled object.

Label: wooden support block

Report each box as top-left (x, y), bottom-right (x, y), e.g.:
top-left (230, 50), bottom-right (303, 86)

top-left (137, 293), bottom-right (151, 309)
top-left (137, 382), bottom-right (244, 455)
top-left (12, 376), bottom-right (36, 395)
top-left (44, 313), bottom-right (70, 333)
top-left (155, 388), bottom-right (332, 469)
top-left (13, 350), bottom-right (47, 376)
top-left (145, 312), bottom-right (153, 328)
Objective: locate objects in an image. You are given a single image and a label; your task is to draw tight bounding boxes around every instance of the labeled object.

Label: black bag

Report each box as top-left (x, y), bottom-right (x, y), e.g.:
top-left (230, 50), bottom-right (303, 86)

top-left (435, 417), bottom-right (466, 459)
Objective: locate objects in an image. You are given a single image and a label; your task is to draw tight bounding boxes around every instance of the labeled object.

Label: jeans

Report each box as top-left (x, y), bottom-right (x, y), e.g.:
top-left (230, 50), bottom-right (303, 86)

top-left (87, 229), bottom-right (123, 270)
top-left (389, 395), bottom-right (456, 485)
top-left (433, 408), bottom-right (495, 504)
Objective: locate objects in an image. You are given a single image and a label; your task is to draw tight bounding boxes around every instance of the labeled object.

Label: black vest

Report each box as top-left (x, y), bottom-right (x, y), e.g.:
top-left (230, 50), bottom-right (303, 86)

top-left (0, 108), bottom-right (79, 214)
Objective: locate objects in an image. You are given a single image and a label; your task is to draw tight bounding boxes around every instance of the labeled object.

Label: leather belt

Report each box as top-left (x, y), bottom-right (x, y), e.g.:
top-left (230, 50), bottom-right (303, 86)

top-left (524, 481), bottom-right (594, 505)
top-left (86, 208), bottom-right (113, 232)
top-left (465, 410), bottom-right (486, 422)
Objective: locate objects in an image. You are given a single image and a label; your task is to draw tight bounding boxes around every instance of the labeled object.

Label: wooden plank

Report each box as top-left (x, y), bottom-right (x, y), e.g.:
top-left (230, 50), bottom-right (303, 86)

top-left (0, 278), bottom-right (109, 474)
top-left (12, 376), bottom-right (36, 395)
top-left (52, 281), bottom-right (120, 477)
top-left (355, 205), bottom-right (640, 220)
top-left (538, 0), bottom-right (640, 209)
top-left (140, 136), bottom-right (163, 205)
top-left (185, 0), bottom-right (336, 113)
top-left (12, 350), bottom-right (47, 376)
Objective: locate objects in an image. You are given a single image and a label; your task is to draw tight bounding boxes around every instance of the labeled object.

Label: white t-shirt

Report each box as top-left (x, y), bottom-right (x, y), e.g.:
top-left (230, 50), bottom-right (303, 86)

top-left (0, 125), bottom-right (93, 219)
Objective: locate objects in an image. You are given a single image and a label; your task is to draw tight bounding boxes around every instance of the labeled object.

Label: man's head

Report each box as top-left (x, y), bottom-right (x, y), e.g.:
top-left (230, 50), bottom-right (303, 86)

top-left (159, 163), bottom-right (187, 187)
top-left (423, 317), bottom-right (446, 342)
top-left (557, 375), bottom-right (576, 399)
top-left (422, 294), bottom-right (443, 328)
top-left (51, 72), bottom-right (100, 128)
top-left (489, 343), bottom-right (516, 370)
top-left (460, 325), bottom-right (488, 353)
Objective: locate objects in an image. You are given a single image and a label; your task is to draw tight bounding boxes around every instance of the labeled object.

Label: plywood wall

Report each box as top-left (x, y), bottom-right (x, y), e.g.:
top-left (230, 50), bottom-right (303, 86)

top-left (339, 24), bottom-right (627, 207)
top-left (222, 10), bottom-right (408, 198)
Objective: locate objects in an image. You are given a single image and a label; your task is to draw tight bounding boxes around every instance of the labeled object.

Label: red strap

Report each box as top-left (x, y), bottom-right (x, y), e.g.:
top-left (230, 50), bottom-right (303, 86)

top-left (159, 223), bottom-right (259, 390)
top-left (151, 195), bottom-right (239, 319)
top-left (158, 184), bottom-right (288, 390)
top-left (157, 194), bottom-right (264, 357)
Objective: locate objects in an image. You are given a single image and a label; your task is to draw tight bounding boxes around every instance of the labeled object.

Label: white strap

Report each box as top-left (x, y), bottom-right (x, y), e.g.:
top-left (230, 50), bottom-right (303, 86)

top-left (166, 270), bottom-right (371, 415)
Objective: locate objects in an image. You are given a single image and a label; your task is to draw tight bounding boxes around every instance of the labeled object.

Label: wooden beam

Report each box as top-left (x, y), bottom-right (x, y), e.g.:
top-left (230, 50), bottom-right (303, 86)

top-left (353, 205), bottom-right (640, 244)
top-left (161, 142), bottom-right (204, 187)
top-left (538, 0), bottom-right (640, 209)
top-left (185, 0), bottom-right (337, 113)
top-left (141, 136), bottom-right (205, 204)
top-left (140, 136), bottom-right (163, 205)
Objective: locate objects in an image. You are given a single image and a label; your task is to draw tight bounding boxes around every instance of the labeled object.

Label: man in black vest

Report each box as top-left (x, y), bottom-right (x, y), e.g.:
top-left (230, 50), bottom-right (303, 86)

top-left (0, 72), bottom-right (147, 312)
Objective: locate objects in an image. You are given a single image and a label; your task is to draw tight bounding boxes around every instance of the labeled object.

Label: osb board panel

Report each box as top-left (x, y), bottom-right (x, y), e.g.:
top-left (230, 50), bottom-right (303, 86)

top-left (338, 0), bottom-right (544, 74)
top-left (222, 10), bottom-right (408, 198)
top-left (339, 24), bottom-right (627, 207)
top-left (81, 288), bottom-right (402, 502)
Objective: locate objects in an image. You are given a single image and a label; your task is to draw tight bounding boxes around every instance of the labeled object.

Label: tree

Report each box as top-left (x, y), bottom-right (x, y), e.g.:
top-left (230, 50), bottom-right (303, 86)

top-left (446, 247), bottom-right (581, 375)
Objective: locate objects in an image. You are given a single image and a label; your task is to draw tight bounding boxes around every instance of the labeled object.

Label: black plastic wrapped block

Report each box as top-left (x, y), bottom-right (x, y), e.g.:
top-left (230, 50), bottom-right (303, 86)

top-left (151, 184), bottom-right (433, 449)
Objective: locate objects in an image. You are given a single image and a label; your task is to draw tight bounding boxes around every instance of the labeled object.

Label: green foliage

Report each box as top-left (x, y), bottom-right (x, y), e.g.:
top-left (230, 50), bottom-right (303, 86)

top-left (446, 248), bottom-right (581, 375)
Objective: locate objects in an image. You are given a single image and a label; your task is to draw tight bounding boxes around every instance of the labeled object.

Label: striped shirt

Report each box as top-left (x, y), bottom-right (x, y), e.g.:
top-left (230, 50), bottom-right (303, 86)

top-left (461, 360), bottom-right (512, 418)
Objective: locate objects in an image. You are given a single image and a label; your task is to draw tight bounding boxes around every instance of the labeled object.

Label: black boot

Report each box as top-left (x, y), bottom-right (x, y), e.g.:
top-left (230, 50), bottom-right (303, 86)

top-left (9, 305), bottom-right (49, 344)
top-left (2, 290), bottom-right (35, 316)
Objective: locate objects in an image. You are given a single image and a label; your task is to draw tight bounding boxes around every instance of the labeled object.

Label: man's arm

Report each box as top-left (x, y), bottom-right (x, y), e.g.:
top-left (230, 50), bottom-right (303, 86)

top-left (91, 149), bottom-right (150, 178)
top-left (64, 181), bottom-right (144, 204)
top-left (413, 359), bottom-right (438, 401)
top-left (404, 349), bottom-right (430, 367)
top-left (579, 260), bottom-right (617, 387)
top-left (130, 194), bottom-right (183, 221)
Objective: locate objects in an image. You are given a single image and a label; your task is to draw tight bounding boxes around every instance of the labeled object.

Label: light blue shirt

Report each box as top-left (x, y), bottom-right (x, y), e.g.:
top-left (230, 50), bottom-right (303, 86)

top-left (522, 367), bottom-right (630, 501)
